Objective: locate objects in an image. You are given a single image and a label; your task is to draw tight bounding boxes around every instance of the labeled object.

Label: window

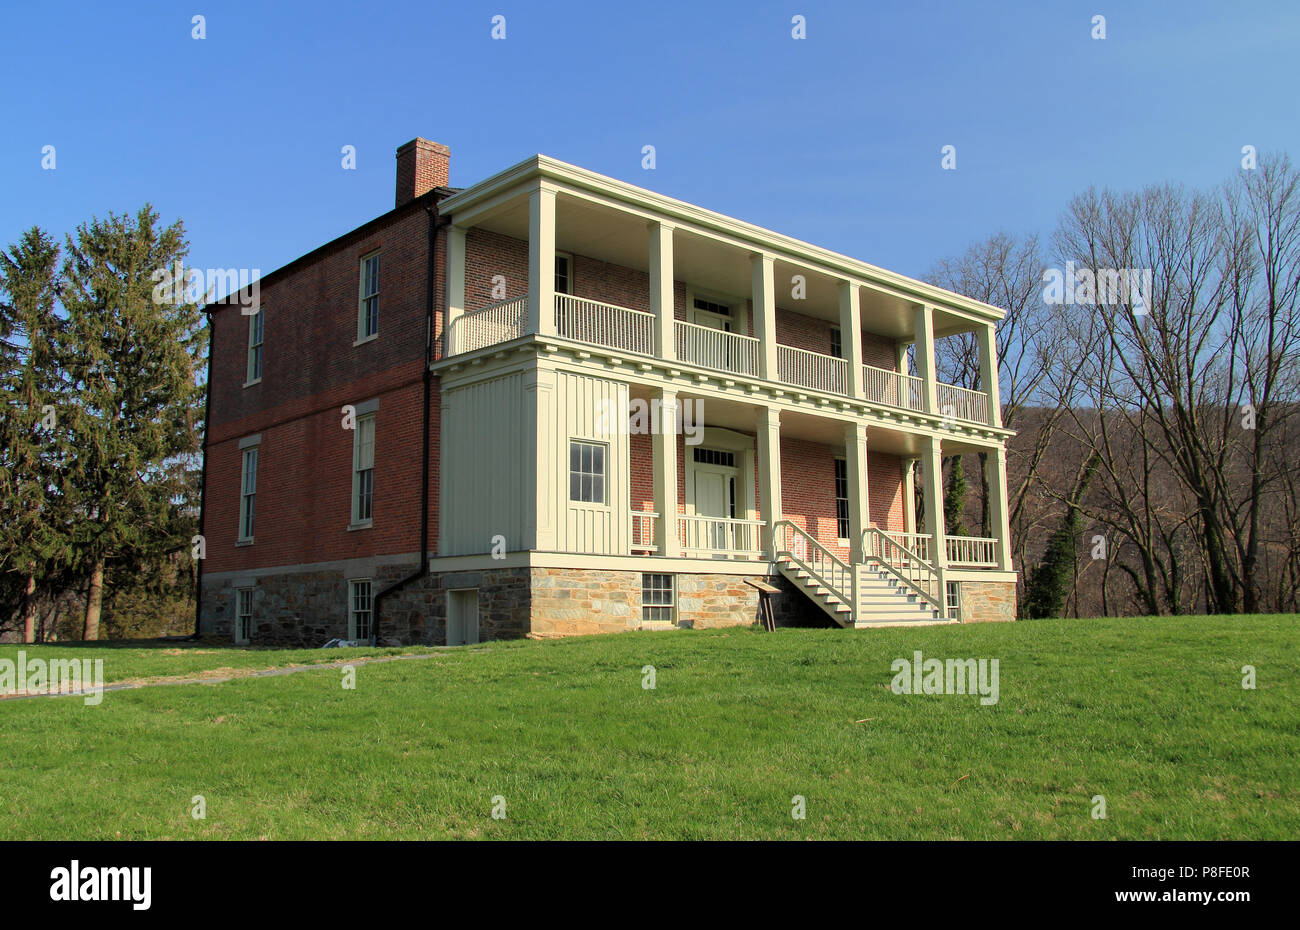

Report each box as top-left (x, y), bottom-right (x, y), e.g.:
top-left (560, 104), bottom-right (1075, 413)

top-left (569, 440), bottom-right (606, 504)
top-left (239, 446), bottom-right (258, 541)
top-left (246, 308), bottom-right (263, 383)
top-left (555, 253), bottom-right (572, 295)
top-left (834, 457), bottom-right (849, 540)
top-left (642, 573), bottom-right (675, 624)
top-left (235, 588), bottom-right (253, 644)
top-left (693, 296), bottom-right (730, 317)
top-left (830, 326), bottom-right (843, 360)
top-left (359, 252), bottom-right (380, 339)
top-left (352, 414), bottom-right (375, 525)
top-left (945, 581), bottom-right (961, 620)
top-left (692, 448), bottom-right (736, 468)
top-left (349, 579), bottom-right (372, 641)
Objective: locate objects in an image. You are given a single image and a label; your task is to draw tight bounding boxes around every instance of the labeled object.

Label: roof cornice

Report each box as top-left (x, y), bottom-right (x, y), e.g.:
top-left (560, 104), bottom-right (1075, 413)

top-left (438, 155), bottom-right (1006, 324)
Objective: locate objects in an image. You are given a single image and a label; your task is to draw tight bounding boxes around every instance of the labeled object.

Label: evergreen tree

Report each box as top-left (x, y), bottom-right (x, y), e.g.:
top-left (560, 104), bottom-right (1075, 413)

top-left (59, 207), bottom-right (205, 640)
top-left (0, 228), bottom-right (70, 642)
top-left (944, 454), bottom-right (969, 536)
top-left (1023, 452), bottom-right (1101, 619)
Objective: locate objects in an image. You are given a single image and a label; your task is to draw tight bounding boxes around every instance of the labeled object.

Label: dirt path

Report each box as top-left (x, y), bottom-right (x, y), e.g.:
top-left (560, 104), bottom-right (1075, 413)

top-left (0, 651), bottom-right (449, 702)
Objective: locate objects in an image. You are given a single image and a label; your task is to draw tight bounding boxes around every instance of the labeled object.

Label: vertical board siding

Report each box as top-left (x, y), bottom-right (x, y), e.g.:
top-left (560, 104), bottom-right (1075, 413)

top-left (554, 372), bottom-right (630, 555)
top-left (441, 372), bottom-right (527, 555)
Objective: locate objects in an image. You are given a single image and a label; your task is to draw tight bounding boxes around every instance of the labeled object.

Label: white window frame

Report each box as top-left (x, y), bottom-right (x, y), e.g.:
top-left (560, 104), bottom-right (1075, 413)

top-left (834, 455), bottom-right (849, 543)
top-left (829, 325), bottom-right (843, 360)
top-left (568, 439), bottom-right (608, 507)
top-left (641, 573), bottom-right (676, 625)
top-left (235, 587), bottom-right (253, 645)
top-left (351, 413), bottom-right (375, 528)
top-left (555, 252), bottom-right (574, 296)
top-left (357, 251), bottom-right (380, 343)
top-left (238, 445), bottom-right (258, 543)
top-left (349, 578), bottom-right (373, 641)
top-left (245, 307), bottom-right (263, 385)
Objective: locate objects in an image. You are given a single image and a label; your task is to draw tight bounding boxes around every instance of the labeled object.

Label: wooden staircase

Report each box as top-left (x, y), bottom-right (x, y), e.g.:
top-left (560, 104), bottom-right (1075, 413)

top-left (773, 521), bottom-right (950, 628)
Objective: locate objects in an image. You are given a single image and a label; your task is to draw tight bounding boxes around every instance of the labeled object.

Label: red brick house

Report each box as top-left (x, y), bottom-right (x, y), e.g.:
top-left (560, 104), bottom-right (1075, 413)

top-left (199, 137), bottom-right (1017, 646)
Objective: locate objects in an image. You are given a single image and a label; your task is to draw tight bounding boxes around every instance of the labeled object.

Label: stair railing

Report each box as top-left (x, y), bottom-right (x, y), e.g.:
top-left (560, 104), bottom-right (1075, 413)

top-left (773, 520), bottom-right (855, 613)
top-left (861, 526), bottom-right (945, 616)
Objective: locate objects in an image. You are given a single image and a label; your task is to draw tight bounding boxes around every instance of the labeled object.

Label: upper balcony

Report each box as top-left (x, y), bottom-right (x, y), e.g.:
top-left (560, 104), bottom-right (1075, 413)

top-left (443, 292), bottom-right (994, 426)
top-left (434, 155), bottom-right (1008, 434)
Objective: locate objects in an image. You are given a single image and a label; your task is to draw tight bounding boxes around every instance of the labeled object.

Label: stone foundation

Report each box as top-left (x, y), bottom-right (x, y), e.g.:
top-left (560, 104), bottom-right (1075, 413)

top-left (957, 580), bottom-right (1017, 623)
top-left (200, 561), bottom-right (832, 646)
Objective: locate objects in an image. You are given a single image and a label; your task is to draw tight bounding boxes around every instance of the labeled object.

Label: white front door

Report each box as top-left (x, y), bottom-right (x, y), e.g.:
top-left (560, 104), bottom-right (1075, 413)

top-left (694, 465), bottom-right (735, 556)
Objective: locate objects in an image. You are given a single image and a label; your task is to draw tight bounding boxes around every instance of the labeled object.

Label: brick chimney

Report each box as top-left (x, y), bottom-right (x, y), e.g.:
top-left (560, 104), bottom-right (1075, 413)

top-left (395, 138), bottom-right (450, 207)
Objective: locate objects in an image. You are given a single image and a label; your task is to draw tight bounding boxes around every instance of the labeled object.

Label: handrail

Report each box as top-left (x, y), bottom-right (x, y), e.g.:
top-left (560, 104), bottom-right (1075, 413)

top-left (862, 526), bottom-right (945, 615)
top-left (445, 296), bottom-right (529, 356)
top-left (678, 514), bottom-right (763, 558)
top-left (936, 381), bottom-right (991, 425)
top-left (774, 519), bottom-right (853, 610)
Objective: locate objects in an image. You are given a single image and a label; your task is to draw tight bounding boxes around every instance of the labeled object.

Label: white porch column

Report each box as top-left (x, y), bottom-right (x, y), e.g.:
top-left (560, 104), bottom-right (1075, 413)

top-left (913, 304), bottom-right (938, 415)
top-left (649, 221), bottom-right (675, 360)
top-left (977, 322), bottom-right (1002, 428)
top-left (752, 253), bottom-right (778, 381)
top-left (523, 366), bottom-right (557, 551)
top-left (445, 224), bottom-right (466, 355)
top-left (528, 185), bottom-right (557, 337)
top-left (987, 445), bottom-right (1014, 571)
top-left (902, 456), bottom-right (918, 535)
top-left (839, 282), bottom-right (864, 398)
top-left (757, 406), bottom-right (782, 558)
top-left (920, 434), bottom-right (949, 613)
top-left (653, 388), bottom-right (680, 557)
top-left (844, 422), bottom-right (870, 561)
top-left (894, 340), bottom-right (910, 375)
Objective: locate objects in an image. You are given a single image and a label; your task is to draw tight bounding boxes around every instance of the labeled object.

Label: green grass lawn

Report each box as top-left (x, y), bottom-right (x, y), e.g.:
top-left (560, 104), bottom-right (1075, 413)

top-left (1, 616), bottom-right (1296, 840)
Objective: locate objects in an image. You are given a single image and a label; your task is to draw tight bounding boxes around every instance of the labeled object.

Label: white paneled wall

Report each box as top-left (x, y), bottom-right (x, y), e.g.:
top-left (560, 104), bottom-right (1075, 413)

top-left (440, 372), bottom-right (529, 556)
top-left (552, 372), bottom-right (630, 556)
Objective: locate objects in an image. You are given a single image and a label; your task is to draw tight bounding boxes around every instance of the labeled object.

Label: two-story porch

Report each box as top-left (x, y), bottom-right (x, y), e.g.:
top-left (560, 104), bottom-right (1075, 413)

top-left (430, 155), bottom-right (1017, 627)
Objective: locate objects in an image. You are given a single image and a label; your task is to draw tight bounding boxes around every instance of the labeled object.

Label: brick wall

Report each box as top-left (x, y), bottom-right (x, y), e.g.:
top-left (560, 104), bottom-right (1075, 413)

top-left (204, 197), bottom-right (443, 579)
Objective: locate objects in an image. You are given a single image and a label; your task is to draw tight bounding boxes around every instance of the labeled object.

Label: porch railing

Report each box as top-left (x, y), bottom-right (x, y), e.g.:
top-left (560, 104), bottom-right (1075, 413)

top-left (555, 295), bottom-right (655, 356)
top-left (630, 510), bottom-right (658, 553)
top-left (863, 526), bottom-right (945, 616)
top-left (779, 344), bottom-right (849, 395)
top-left (774, 519), bottom-right (854, 612)
top-left (936, 382), bottom-right (991, 425)
top-left (678, 514), bottom-right (764, 559)
top-left (445, 297), bottom-right (528, 355)
top-left (882, 531), bottom-right (999, 569)
top-left (674, 320), bottom-right (761, 377)
top-left (863, 364), bottom-right (925, 412)
top-left (944, 534), bottom-right (998, 568)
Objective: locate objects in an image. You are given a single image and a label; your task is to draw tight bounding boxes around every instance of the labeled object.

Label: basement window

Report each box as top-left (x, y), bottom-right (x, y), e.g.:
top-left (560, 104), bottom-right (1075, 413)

top-left (235, 588), bottom-right (253, 645)
top-left (349, 579), bottom-right (373, 641)
top-left (642, 573), bottom-right (675, 624)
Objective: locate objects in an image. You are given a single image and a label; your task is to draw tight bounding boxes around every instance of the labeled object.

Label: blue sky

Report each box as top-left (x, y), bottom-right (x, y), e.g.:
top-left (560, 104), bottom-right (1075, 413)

top-left (2, 1), bottom-right (1298, 283)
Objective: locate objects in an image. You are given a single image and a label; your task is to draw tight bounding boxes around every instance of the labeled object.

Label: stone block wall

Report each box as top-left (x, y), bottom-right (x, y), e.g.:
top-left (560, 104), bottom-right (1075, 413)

top-left (958, 580), bottom-right (1017, 623)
